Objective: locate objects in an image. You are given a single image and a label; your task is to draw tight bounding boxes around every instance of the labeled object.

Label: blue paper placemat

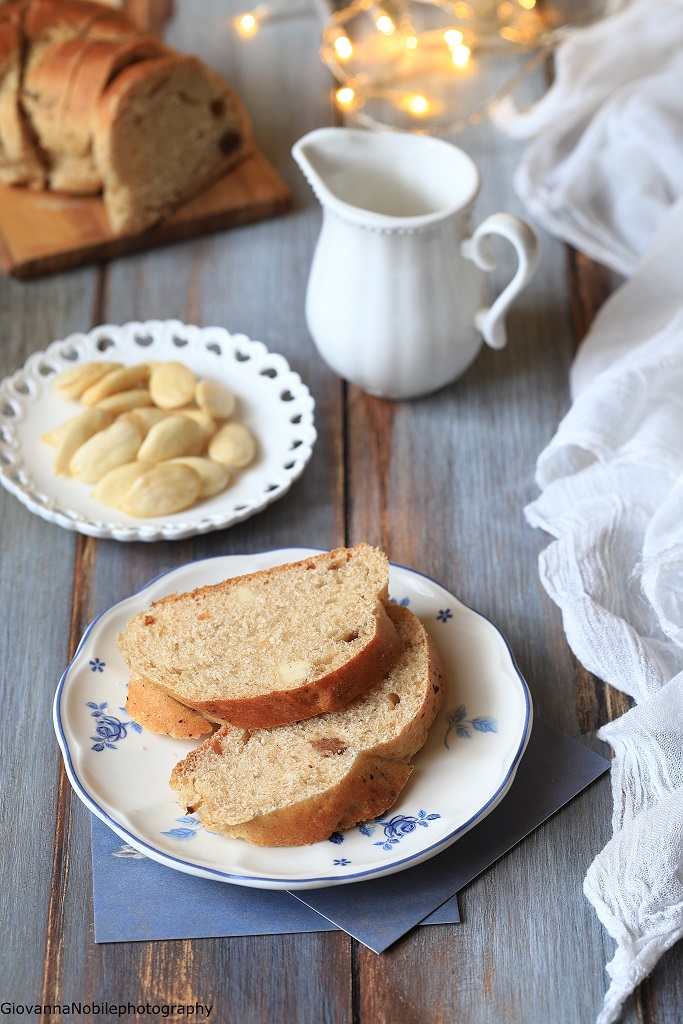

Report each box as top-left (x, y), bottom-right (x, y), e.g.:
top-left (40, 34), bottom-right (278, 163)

top-left (92, 719), bottom-right (607, 946)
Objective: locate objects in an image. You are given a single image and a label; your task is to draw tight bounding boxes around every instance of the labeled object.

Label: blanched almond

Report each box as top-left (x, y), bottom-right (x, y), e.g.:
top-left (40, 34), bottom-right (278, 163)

top-left (96, 388), bottom-right (153, 413)
top-left (52, 408), bottom-right (114, 476)
top-left (80, 365), bottom-right (150, 406)
top-left (69, 419), bottom-right (142, 482)
top-left (195, 378), bottom-right (236, 419)
top-left (208, 422), bottom-right (257, 468)
top-left (233, 586), bottom-right (258, 604)
top-left (54, 361), bottom-right (122, 400)
top-left (179, 408), bottom-right (216, 439)
top-left (118, 406), bottom-right (170, 436)
top-left (149, 361), bottom-right (197, 410)
top-left (166, 457), bottom-right (231, 497)
top-left (120, 463), bottom-right (201, 517)
top-left (137, 414), bottom-right (204, 463)
top-left (91, 461), bottom-right (154, 507)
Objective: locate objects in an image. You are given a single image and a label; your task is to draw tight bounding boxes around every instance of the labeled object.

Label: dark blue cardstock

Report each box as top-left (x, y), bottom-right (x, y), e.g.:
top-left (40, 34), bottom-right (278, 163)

top-left (292, 719), bottom-right (609, 950)
top-left (91, 719), bottom-right (607, 947)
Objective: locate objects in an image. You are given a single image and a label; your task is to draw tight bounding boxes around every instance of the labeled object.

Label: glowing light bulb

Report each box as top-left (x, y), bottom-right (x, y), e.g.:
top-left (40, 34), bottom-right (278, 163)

top-left (336, 86), bottom-right (356, 107)
top-left (518, 0), bottom-right (536, 8)
top-left (451, 42), bottom-right (471, 67)
top-left (334, 35), bottom-right (353, 59)
top-left (404, 93), bottom-right (430, 116)
top-left (376, 15), bottom-right (395, 35)
top-left (444, 29), bottom-right (464, 46)
top-left (404, 34), bottom-right (418, 50)
top-left (454, 2), bottom-right (472, 18)
top-left (236, 12), bottom-right (258, 35)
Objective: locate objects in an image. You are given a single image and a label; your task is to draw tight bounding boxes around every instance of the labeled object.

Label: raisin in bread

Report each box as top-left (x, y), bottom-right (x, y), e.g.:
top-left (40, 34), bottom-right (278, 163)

top-left (116, 545), bottom-right (402, 730)
top-left (169, 604), bottom-right (445, 847)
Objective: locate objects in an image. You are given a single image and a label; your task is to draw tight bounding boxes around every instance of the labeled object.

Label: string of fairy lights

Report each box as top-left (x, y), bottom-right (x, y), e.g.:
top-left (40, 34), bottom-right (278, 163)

top-left (231, 1), bottom-right (570, 133)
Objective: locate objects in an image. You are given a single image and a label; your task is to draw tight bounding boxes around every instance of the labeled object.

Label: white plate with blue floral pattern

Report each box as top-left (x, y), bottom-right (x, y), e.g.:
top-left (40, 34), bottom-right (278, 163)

top-left (54, 549), bottom-right (532, 890)
top-left (0, 321), bottom-right (316, 541)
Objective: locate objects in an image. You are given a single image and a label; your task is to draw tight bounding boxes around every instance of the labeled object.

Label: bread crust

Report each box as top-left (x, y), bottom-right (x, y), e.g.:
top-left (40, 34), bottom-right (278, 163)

top-left (126, 672), bottom-right (213, 739)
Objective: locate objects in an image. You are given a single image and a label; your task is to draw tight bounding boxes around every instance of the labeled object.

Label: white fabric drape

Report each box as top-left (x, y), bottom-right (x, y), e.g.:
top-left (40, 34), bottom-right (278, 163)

top-left (495, 1), bottom-right (683, 1019)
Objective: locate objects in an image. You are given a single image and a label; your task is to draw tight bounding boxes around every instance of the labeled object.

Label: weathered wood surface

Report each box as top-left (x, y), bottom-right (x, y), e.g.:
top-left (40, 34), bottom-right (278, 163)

top-left (1, 1), bottom-right (682, 1021)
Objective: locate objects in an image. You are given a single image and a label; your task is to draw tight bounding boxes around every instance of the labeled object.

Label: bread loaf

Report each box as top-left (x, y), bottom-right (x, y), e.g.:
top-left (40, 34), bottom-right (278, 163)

top-left (0, 0), bottom-right (252, 231)
top-left (169, 604), bottom-right (445, 847)
top-left (116, 544), bottom-right (403, 729)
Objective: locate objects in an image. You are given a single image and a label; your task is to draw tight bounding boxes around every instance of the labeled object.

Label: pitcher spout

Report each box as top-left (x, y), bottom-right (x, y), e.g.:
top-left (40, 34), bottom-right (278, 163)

top-left (292, 126), bottom-right (480, 229)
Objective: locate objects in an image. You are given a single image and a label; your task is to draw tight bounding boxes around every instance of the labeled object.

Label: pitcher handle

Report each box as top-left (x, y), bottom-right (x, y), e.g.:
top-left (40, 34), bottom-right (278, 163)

top-left (461, 212), bottom-right (539, 351)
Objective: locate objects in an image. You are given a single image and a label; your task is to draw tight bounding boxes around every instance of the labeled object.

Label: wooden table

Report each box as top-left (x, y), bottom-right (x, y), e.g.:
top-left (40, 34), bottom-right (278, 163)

top-left (2, 2), bottom-right (682, 1021)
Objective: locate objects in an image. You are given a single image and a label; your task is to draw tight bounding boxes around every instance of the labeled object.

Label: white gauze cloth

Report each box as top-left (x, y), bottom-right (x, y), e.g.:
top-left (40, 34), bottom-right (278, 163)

top-left (493, 0), bottom-right (683, 276)
top-left (522, 162), bottom-right (683, 1024)
top-left (501, 6), bottom-right (683, 1020)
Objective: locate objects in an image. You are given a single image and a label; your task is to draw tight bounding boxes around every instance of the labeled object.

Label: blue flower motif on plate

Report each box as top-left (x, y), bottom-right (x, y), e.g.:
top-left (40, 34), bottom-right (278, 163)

top-left (89, 657), bottom-right (106, 672)
top-left (389, 596), bottom-right (410, 606)
top-left (444, 704), bottom-right (498, 748)
top-left (436, 609), bottom-right (453, 623)
top-left (328, 831), bottom-right (344, 845)
top-left (371, 809), bottom-right (441, 851)
top-left (86, 702), bottom-right (142, 751)
top-left (162, 816), bottom-right (202, 841)
top-left (333, 858), bottom-right (351, 866)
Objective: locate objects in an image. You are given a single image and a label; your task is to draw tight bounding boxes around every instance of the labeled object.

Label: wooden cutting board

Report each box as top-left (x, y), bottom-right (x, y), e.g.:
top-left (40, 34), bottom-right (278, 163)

top-left (0, 148), bottom-right (292, 278)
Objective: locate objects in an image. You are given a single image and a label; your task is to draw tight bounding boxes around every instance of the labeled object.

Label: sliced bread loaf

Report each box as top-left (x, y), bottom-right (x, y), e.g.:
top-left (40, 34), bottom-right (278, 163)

top-left (169, 603), bottom-right (445, 847)
top-left (92, 52), bottom-right (251, 234)
top-left (116, 545), bottom-right (402, 729)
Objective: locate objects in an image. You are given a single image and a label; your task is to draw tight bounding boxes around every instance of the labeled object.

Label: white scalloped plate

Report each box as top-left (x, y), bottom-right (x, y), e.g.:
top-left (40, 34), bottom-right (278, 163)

top-left (54, 549), bottom-right (533, 890)
top-left (0, 321), bottom-right (316, 541)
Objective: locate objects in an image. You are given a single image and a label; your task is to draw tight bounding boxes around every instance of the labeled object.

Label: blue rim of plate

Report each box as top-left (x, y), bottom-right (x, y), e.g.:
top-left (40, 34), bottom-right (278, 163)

top-left (53, 549), bottom-right (532, 889)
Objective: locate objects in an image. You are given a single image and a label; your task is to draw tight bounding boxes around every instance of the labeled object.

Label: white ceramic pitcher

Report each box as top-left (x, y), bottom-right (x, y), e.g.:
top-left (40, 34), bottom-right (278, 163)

top-left (292, 127), bottom-right (540, 400)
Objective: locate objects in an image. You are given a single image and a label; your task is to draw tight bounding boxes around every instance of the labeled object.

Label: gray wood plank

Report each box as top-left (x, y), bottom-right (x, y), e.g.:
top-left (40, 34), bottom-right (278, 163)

top-left (0, 269), bottom-right (99, 1002)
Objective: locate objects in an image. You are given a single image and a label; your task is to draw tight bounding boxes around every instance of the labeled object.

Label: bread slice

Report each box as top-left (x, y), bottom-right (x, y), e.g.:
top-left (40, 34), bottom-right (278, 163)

top-left (49, 33), bottom-right (167, 192)
top-left (21, 0), bottom-right (137, 181)
top-left (126, 672), bottom-right (213, 740)
top-left (169, 604), bottom-right (445, 847)
top-left (0, 3), bottom-right (46, 187)
top-left (92, 52), bottom-right (252, 234)
top-left (116, 544), bottom-right (402, 729)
